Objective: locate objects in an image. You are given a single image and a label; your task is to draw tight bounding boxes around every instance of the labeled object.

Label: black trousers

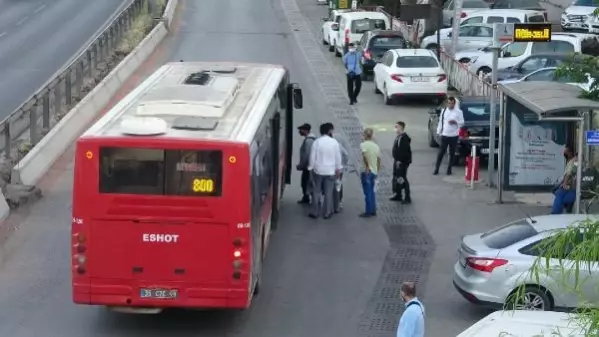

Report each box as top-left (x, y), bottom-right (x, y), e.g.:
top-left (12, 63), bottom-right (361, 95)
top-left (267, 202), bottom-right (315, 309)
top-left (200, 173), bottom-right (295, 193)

top-left (435, 136), bottom-right (458, 172)
top-left (346, 74), bottom-right (362, 102)
top-left (393, 162), bottom-right (410, 199)
top-left (300, 169), bottom-right (311, 198)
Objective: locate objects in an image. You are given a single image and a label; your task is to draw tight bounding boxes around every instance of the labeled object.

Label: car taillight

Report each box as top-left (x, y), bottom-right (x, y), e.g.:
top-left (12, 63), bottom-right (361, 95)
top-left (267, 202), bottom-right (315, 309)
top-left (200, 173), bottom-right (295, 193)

top-left (438, 74), bottom-right (447, 82)
top-left (466, 257), bottom-right (508, 272)
top-left (391, 74), bottom-right (403, 82)
top-left (73, 232), bottom-right (86, 275)
top-left (458, 127), bottom-right (469, 139)
top-left (460, 12), bottom-right (467, 18)
top-left (344, 28), bottom-right (350, 44)
top-left (364, 49), bottom-right (371, 59)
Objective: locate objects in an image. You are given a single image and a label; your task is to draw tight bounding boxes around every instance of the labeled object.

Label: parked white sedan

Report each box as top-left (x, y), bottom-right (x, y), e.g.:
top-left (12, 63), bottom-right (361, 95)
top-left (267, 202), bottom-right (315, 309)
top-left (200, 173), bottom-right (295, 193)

top-left (373, 49), bottom-right (448, 104)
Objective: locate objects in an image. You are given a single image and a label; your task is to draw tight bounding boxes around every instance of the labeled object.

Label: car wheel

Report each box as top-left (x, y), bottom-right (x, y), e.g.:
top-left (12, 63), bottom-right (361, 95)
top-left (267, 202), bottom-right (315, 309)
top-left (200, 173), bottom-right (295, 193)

top-left (506, 286), bottom-right (553, 311)
top-left (458, 58), bottom-right (470, 64)
top-left (426, 44), bottom-right (438, 52)
top-left (328, 42), bottom-right (334, 52)
top-left (322, 30), bottom-right (328, 45)
top-left (383, 84), bottom-right (393, 105)
top-left (335, 46), bottom-right (341, 57)
top-left (477, 67), bottom-right (492, 77)
top-left (374, 74), bottom-right (381, 94)
top-left (428, 129), bottom-right (439, 148)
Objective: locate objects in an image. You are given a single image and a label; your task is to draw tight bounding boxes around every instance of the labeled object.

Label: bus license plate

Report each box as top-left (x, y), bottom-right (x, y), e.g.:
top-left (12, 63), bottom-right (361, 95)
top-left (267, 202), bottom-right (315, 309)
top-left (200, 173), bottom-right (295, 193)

top-left (411, 77), bottom-right (428, 82)
top-left (140, 288), bottom-right (178, 299)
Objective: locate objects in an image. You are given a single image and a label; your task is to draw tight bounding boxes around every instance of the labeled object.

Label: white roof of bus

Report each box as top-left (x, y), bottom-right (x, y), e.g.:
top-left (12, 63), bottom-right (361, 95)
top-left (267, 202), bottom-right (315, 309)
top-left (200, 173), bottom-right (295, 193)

top-left (82, 62), bottom-right (286, 143)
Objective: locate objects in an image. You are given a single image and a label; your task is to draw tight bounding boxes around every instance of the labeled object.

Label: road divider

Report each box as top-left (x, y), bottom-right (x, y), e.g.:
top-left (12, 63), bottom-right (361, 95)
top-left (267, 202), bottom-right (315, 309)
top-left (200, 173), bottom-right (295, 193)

top-left (1, 0), bottom-right (179, 220)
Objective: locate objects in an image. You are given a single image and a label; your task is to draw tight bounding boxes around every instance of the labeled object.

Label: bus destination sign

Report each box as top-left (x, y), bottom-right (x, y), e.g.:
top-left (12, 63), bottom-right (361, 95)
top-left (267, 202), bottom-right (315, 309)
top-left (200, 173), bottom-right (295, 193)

top-left (513, 23), bottom-right (551, 42)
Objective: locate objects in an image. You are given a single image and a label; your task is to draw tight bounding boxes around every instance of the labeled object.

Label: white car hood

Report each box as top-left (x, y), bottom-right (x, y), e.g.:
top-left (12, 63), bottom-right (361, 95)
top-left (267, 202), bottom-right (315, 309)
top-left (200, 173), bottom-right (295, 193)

top-left (454, 49), bottom-right (489, 61)
top-left (564, 5), bottom-right (597, 16)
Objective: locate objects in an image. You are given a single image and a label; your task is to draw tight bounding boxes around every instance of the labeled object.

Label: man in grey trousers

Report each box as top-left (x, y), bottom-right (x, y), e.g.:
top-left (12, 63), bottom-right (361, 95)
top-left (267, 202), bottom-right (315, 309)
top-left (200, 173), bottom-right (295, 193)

top-left (308, 123), bottom-right (342, 219)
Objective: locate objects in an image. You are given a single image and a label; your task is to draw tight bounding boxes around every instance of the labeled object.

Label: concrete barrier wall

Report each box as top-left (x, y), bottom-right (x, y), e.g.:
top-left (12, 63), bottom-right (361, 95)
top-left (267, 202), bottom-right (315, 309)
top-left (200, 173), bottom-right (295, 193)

top-left (9, 0), bottom-right (180, 189)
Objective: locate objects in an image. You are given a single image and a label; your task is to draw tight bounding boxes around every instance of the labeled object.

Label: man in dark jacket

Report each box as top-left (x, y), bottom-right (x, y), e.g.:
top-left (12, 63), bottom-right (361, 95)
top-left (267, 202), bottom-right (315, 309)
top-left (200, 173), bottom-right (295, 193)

top-left (297, 123), bottom-right (316, 204)
top-left (390, 121), bottom-right (412, 204)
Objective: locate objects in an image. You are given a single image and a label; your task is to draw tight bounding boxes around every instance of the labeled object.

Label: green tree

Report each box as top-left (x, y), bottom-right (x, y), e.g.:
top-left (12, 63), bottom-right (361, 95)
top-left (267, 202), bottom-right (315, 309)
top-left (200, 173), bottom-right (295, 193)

top-left (512, 217), bottom-right (599, 336)
top-left (555, 54), bottom-right (599, 101)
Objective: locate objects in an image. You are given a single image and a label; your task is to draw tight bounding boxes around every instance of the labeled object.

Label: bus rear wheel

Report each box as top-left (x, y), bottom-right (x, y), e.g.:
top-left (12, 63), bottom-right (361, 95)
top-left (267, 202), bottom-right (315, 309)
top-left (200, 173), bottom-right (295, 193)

top-left (253, 278), bottom-right (261, 295)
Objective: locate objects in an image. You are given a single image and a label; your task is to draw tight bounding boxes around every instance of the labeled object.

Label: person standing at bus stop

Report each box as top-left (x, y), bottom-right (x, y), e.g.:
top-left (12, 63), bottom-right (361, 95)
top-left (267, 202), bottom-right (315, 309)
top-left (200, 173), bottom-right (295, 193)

top-left (325, 122), bottom-right (349, 212)
top-left (359, 127), bottom-right (381, 218)
top-left (308, 123), bottom-right (342, 219)
top-left (296, 123), bottom-right (316, 204)
top-left (343, 43), bottom-right (362, 105)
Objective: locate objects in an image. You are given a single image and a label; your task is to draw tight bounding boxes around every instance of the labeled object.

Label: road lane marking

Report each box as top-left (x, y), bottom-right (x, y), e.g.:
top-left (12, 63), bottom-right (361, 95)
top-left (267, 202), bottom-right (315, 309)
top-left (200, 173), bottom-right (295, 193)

top-left (34, 4), bottom-right (46, 14)
top-left (16, 16), bottom-right (29, 26)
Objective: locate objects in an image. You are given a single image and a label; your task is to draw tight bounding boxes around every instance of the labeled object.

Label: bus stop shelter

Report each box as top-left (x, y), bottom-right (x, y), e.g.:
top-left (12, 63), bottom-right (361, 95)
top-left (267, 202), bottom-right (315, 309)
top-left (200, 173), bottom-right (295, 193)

top-left (496, 81), bottom-right (599, 213)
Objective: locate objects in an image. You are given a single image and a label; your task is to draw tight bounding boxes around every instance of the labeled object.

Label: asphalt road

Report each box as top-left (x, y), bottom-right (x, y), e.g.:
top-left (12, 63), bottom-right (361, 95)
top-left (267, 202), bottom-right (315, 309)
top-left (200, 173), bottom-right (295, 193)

top-left (0, 1), bottom-right (553, 337)
top-left (0, 0), bottom-right (128, 120)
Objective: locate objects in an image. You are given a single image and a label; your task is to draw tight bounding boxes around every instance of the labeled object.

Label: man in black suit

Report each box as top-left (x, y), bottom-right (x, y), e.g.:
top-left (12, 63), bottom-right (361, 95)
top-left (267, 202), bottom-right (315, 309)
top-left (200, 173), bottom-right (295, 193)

top-left (390, 121), bottom-right (412, 204)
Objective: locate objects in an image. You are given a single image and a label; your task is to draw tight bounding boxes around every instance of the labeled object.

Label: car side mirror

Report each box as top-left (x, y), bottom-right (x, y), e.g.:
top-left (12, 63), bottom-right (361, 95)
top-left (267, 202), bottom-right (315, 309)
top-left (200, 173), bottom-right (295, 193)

top-left (447, 32), bottom-right (452, 37)
top-left (292, 85), bottom-right (303, 109)
top-left (429, 108), bottom-right (440, 115)
top-left (331, 23), bottom-right (339, 31)
top-left (502, 50), bottom-right (511, 57)
top-left (323, 17), bottom-right (330, 21)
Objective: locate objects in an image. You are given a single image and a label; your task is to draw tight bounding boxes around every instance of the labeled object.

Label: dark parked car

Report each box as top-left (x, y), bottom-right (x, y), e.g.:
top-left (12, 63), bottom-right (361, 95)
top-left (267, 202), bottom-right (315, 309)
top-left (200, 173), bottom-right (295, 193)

top-left (492, 53), bottom-right (570, 82)
top-left (490, 0), bottom-right (548, 20)
top-left (428, 96), bottom-right (499, 164)
top-left (357, 30), bottom-right (408, 80)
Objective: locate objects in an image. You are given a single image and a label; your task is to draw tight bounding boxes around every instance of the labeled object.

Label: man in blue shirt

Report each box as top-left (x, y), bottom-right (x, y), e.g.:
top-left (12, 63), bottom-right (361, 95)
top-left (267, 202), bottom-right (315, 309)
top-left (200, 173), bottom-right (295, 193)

top-left (397, 282), bottom-right (425, 337)
top-left (342, 42), bottom-right (362, 105)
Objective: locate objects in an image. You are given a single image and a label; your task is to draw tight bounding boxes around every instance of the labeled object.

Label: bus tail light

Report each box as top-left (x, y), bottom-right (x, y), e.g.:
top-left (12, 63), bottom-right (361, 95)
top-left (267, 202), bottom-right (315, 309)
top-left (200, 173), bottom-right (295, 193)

top-left (232, 237), bottom-right (244, 247)
top-left (73, 232), bottom-right (87, 275)
top-left (233, 250), bottom-right (242, 258)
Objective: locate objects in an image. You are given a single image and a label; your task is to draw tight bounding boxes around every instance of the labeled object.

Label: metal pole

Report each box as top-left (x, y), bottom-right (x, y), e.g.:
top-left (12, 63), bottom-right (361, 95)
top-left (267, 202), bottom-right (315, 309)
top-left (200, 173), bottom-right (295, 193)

top-left (488, 26), bottom-right (499, 188)
top-left (575, 114), bottom-right (585, 213)
top-left (470, 145), bottom-right (477, 188)
top-left (436, 2), bottom-right (442, 59)
top-left (497, 92), bottom-right (505, 203)
top-left (450, 0), bottom-right (463, 56)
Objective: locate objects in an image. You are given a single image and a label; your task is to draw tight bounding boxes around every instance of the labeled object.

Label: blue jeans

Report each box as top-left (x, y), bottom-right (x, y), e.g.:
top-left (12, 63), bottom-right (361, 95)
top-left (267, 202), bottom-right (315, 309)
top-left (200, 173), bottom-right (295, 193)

top-left (551, 187), bottom-right (576, 214)
top-left (360, 172), bottom-right (377, 215)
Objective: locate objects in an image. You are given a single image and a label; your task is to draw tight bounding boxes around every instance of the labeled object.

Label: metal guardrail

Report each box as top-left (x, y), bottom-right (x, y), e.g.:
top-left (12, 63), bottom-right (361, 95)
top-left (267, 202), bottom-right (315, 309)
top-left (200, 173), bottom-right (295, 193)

top-left (0, 0), bottom-right (150, 164)
top-left (439, 50), bottom-right (499, 97)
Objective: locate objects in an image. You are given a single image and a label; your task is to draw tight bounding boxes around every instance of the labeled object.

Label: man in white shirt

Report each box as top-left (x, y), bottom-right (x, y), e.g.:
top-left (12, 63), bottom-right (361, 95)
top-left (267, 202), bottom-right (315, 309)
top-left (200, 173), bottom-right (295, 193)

top-left (308, 123), bottom-right (342, 219)
top-left (434, 96), bottom-right (464, 175)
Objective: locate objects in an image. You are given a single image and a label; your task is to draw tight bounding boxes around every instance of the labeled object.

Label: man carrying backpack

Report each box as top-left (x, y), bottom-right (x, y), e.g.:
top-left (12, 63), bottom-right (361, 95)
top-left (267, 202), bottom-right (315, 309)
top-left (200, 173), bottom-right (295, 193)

top-left (296, 123), bottom-right (316, 204)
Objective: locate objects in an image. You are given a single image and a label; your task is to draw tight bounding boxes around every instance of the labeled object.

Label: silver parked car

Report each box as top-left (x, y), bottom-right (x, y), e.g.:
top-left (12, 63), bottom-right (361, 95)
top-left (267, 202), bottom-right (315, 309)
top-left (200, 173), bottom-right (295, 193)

top-left (421, 23), bottom-right (495, 53)
top-left (453, 214), bottom-right (598, 311)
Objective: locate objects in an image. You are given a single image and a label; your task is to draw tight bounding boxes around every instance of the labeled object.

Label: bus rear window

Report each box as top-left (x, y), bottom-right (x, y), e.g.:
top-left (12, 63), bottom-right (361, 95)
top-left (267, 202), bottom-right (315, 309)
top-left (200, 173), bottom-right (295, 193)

top-left (99, 147), bottom-right (223, 197)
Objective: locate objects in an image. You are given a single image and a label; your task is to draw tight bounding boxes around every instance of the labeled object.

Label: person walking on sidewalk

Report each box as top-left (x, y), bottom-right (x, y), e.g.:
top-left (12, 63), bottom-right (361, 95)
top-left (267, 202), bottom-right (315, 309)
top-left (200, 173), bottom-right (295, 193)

top-left (359, 128), bottom-right (381, 218)
top-left (308, 123), bottom-right (342, 219)
top-left (390, 121), bottom-right (412, 204)
top-left (296, 123), bottom-right (316, 204)
top-left (396, 282), bottom-right (425, 337)
top-left (343, 43), bottom-right (362, 105)
top-left (434, 96), bottom-right (464, 175)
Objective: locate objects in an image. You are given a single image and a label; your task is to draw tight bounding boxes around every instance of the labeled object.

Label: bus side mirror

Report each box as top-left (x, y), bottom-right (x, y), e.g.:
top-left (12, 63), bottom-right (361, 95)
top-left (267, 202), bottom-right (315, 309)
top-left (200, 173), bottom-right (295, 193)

top-left (293, 86), bottom-right (303, 109)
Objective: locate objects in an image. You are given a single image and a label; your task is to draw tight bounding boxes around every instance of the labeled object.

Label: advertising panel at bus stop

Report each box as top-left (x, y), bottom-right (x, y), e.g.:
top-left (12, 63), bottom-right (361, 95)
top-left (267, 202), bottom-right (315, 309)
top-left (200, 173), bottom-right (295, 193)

top-left (502, 97), bottom-right (567, 191)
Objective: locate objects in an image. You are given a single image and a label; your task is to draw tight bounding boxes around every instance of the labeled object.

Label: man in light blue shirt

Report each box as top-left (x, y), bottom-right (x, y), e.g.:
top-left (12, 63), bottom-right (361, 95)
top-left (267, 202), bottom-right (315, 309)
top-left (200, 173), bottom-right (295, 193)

top-left (342, 42), bottom-right (362, 105)
top-left (397, 282), bottom-right (425, 337)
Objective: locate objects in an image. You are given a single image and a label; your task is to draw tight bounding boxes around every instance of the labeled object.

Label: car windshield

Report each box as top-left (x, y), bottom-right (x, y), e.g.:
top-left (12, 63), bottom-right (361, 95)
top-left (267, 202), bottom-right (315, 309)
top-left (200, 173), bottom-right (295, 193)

top-left (463, 0), bottom-right (489, 8)
top-left (396, 56), bottom-right (438, 68)
top-left (573, 0), bottom-right (595, 6)
top-left (461, 102), bottom-right (500, 121)
top-left (351, 19), bottom-right (386, 33)
top-left (369, 35), bottom-right (406, 49)
top-left (480, 219), bottom-right (538, 249)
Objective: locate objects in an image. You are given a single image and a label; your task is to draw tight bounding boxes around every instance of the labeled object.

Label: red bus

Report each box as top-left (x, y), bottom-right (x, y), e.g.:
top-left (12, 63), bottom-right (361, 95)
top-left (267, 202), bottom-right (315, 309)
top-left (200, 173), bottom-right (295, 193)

top-left (71, 62), bottom-right (303, 312)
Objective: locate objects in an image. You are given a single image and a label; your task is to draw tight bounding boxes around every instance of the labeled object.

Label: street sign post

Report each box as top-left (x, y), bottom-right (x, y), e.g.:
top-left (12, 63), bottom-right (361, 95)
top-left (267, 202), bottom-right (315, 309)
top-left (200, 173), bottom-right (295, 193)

top-left (492, 23), bottom-right (514, 45)
top-left (587, 131), bottom-right (599, 145)
top-left (450, 0), bottom-right (463, 56)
